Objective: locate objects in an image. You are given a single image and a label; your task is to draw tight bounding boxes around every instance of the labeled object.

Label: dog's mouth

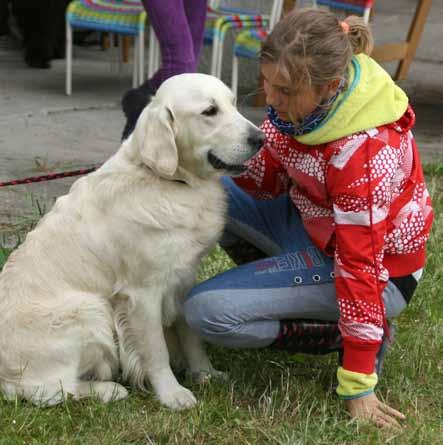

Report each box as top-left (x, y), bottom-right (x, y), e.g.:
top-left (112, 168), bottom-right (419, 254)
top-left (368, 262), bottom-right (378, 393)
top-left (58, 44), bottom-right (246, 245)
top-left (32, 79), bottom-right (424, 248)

top-left (208, 151), bottom-right (247, 174)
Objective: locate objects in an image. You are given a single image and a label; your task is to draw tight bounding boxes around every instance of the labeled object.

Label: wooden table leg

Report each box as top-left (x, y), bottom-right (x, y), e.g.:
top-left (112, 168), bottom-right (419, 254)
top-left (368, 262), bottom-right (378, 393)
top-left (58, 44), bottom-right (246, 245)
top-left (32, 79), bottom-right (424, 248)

top-left (122, 36), bottom-right (130, 63)
top-left (395, 0), bottom-right (432, 80)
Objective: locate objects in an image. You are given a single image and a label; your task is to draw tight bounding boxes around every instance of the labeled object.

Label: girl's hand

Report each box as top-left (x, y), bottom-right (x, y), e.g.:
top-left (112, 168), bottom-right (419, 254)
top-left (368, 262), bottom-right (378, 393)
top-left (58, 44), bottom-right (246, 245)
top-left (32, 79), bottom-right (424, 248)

top-left (345, 393), bottom-right (406, 429)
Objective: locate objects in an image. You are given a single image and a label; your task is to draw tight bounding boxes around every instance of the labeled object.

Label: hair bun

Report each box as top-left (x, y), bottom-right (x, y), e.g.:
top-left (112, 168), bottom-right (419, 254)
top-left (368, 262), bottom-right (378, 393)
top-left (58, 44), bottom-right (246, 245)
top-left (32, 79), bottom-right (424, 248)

top-left (343, 15), bottom-right (374, 55)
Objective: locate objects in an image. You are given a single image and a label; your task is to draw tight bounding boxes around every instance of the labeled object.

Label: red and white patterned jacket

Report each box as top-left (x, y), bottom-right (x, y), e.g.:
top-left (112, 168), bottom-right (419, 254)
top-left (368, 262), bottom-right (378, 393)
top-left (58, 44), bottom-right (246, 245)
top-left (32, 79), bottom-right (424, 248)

top-left (234, 106), bottom-right (433, 375)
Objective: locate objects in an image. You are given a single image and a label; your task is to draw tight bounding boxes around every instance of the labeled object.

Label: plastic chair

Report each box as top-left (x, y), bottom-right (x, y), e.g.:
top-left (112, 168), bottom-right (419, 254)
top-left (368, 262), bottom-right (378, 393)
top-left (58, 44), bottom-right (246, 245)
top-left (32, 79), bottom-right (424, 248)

top-left (205, 1), bottom-right (283, 79)
top-left (312, 0), bottom-right (375, 23)
top-left (66, 0), bottom-right (147, 95)
top-left (230, 0), bottom-right (283, 97)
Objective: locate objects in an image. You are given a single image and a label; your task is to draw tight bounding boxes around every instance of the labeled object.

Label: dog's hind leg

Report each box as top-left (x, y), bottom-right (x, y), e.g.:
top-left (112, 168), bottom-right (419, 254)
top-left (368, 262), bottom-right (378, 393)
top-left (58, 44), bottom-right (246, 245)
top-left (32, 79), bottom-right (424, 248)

top-left (1, 379), bottom-right (128, 405)
top-left (0, 293), bottom-right (121, 406)
top-left (0, 363), bottom-right (79, 406)
top-left (175, 318), bottom-right (228, 384)
top-left (1, 381), bottom-right (68, 406)
top-left (164, 326), bottom-right (187, 373)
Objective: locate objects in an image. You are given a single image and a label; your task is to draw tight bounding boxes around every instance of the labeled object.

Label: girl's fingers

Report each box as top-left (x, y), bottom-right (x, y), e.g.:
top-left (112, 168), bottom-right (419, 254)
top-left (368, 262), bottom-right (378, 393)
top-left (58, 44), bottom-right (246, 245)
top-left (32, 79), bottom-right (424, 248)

top-left (374, 409), bottom-right (402, 429)
top-left (373, 415), bottom-right (391, 429)
top-left (379, 402), bottom-right (406, 420)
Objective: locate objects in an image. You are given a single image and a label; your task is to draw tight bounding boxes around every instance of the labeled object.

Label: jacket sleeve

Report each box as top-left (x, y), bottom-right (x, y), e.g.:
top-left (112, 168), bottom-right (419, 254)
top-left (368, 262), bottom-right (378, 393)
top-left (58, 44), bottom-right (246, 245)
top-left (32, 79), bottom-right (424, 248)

top-left (233, 120), bottom-right (290, 199)
top-left (327, 131), bottom-right (395, 379)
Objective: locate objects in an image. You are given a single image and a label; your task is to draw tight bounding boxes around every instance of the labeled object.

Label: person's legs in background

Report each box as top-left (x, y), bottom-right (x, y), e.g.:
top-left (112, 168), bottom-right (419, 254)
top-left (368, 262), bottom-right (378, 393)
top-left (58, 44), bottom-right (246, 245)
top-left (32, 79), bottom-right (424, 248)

top-left (147, 0), bottom-right (208, 90)
top-left (183, 0), bottom-right (208, 75)
top-left (121, 0), bottom-right (208, 140)
top-left (0, 0), bottom-right (10, 36)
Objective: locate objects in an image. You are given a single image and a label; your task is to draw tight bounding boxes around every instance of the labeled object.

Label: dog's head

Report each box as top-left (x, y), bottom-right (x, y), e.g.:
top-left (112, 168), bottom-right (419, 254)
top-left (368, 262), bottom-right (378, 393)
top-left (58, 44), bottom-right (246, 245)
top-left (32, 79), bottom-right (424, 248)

top-left (132, 73), bottom-right (265, 179)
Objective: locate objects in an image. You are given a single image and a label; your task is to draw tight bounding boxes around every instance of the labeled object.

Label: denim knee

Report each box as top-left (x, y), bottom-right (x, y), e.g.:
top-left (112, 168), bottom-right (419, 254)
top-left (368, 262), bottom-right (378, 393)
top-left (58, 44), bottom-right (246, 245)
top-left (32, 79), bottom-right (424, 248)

top-left (183, 291), bottom-right (234, 343)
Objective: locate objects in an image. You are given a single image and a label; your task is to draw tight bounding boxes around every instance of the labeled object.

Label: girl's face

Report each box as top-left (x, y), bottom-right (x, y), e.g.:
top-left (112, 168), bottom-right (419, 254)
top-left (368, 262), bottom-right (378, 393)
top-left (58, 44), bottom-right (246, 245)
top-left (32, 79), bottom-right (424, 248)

top-left (261, 63), bottom-right (336, 123)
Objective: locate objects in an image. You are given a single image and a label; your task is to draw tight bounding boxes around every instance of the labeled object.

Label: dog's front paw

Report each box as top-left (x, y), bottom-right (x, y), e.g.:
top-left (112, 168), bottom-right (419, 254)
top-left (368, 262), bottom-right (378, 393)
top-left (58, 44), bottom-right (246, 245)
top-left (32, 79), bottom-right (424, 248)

top-left (188, 369), bottom-right (229, 385)
top-left (80, 382), bottom-right (129, 403)
top-left (157, 385), bottom-right (197, 410)
top-left (210, 369), bottom-right (229, 382)
top-left (98, 382), bottom-right (129, 403)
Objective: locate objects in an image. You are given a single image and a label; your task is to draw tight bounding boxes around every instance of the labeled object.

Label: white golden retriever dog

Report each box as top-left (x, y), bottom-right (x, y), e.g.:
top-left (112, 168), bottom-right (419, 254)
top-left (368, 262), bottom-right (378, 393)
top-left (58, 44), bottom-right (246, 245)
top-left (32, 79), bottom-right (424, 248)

top-left (0, 73), bottom-right (264, 409)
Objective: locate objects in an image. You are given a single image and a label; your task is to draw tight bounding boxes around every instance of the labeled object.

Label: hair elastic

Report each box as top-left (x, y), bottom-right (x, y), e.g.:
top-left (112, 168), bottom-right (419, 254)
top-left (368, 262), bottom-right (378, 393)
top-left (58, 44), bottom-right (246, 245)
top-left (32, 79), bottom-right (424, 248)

top-left (340, 21), bottom-right (350, 34)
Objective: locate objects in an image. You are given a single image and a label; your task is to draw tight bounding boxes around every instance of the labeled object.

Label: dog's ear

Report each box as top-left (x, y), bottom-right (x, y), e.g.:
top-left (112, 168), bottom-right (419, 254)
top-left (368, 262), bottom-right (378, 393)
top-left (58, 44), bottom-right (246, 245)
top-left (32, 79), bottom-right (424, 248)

top-left (134, 103), bottom-right (178, 177)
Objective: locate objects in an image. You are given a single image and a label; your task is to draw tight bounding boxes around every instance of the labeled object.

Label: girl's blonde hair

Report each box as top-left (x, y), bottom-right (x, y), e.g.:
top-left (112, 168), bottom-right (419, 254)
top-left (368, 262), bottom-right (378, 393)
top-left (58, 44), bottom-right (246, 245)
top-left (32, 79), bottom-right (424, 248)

top-left (261, 8), bottom-right (374, 91)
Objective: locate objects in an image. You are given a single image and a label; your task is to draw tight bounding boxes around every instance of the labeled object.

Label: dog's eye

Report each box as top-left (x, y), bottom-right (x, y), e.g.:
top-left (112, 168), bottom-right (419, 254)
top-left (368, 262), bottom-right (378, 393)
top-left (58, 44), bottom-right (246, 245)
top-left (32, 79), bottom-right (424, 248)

top-left (201, 106), bottom-right (218, 117)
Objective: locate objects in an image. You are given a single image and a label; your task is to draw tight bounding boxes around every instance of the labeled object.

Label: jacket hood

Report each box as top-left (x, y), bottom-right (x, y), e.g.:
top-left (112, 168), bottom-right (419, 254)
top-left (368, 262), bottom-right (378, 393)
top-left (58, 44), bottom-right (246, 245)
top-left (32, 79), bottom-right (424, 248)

top-left (295, 54), bottom-right (409, 145)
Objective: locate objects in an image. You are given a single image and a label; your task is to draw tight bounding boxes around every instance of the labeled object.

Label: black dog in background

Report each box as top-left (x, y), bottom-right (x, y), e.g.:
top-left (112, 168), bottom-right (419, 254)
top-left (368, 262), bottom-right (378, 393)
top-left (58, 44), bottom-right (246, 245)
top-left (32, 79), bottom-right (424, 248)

top-left (1, 0), bottom-right (69, 68)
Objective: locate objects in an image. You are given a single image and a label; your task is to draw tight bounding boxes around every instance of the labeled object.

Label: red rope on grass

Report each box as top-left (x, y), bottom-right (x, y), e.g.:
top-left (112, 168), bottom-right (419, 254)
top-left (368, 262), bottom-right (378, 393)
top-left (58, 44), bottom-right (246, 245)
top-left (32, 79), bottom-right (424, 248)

top-left (0, 166), bottom-right (99, 188)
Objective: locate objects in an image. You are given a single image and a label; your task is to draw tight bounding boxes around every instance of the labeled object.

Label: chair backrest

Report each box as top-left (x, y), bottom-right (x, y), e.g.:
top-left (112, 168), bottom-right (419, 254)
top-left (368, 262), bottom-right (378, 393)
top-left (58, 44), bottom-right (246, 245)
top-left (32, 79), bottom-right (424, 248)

top-left (209, 0), bottom-right (276, 17)
top-left (79, 0), bottom-right (145, 14)
top-left (312, 0), bottom-right (374, 22)
top-left (209, 0), bottom-right (283, 29)
top-left (269, 0), bottom-right (284, 29)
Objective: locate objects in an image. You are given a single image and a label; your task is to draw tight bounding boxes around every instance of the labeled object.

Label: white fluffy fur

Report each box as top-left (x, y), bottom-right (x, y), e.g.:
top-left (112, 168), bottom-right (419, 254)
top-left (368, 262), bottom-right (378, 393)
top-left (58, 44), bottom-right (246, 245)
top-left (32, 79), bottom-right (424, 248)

top-left (0, 74), bottom-right (263, 409)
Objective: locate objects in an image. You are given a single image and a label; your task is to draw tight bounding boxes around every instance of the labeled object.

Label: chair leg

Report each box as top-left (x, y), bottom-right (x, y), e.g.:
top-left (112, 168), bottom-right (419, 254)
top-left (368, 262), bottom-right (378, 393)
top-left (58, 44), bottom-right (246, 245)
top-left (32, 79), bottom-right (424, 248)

top-left (102, 32), bottom-right (110, 50)
top-left (210, 36), bottom-right (219, 76)
top-left (153, 33), bottom-right (160, 74)
top-left (66, 21), bottom-right (73, 96)
top-left (138, 28), bottom-right (144, 86)
top-left (363, 7), bottom-right (371, 24)
top-left (109, 34), bottom-right (116, 74)
top-left (148, 27), bottom-right (156, 78)
top-left (395, 0), bottom-right (432, 80)
top-left (117, 35), bottom-right (123, 77)
top-left (216, 37), bottom-right (225, 79)
top-left (231, 55), bottom-right (239, 98)
top-left (122, 36), bottom-right (130, 63)
top-left (133, 36), bottom-right (138, 88)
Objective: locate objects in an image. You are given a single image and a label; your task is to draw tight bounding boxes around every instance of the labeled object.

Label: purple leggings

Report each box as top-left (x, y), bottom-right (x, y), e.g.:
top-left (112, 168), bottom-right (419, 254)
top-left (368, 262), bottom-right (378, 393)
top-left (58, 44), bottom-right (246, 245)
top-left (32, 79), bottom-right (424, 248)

top-left (142, 0), bottom-right (208, 90)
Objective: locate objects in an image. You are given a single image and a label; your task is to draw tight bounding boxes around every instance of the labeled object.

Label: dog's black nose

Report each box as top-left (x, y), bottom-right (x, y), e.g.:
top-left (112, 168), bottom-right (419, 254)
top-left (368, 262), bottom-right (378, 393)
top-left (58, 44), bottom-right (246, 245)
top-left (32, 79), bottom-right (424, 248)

top-left (247, 130), bottom-right (266, 153)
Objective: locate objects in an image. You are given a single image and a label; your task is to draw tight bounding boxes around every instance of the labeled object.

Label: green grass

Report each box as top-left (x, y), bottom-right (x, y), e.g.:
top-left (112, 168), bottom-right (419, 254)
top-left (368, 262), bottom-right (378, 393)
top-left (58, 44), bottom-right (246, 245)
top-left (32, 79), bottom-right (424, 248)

top-left (0, 165), bottom-right (442, 444)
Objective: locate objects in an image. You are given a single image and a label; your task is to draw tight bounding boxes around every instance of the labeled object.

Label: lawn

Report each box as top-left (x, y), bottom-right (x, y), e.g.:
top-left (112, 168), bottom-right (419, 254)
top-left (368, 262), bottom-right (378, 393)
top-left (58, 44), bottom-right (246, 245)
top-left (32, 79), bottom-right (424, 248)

top-left (0, 165), bottom-right (442, 445)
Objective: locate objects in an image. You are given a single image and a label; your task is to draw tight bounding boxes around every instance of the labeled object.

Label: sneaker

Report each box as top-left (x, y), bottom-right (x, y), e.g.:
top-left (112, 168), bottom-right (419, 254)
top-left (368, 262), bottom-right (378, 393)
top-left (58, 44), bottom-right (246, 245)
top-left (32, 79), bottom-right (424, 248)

top-left (272, 319), bottom-right (343, 355)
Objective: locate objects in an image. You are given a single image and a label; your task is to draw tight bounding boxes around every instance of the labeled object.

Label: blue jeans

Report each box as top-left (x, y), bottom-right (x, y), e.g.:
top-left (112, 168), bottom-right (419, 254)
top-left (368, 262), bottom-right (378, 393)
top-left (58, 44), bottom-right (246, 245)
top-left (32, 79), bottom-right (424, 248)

top-left (183, 178), bottom-right (407, 348)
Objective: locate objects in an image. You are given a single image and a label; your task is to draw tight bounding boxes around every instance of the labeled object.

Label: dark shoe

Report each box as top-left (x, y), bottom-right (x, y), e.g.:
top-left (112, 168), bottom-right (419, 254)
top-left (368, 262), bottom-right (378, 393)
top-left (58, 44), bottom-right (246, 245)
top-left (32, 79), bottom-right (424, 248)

top-left (121, 81), bottom-right (156, 140)
top-left (24, 51), bottom-right (51, 69)
top-left (272, 319), bottom-right (343, 355)
top-left (222, 239), bottom-right (267, 265)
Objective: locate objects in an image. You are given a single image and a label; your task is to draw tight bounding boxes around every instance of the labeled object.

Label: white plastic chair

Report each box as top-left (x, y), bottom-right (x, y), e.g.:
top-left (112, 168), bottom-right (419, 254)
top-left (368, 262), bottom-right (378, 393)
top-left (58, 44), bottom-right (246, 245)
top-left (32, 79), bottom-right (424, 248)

top-left (206, 0), bottom-right (283, 80)
top-left (231, 0), bottom-right (283, 98)
top-left (65, 0), bottom-right (147, 96)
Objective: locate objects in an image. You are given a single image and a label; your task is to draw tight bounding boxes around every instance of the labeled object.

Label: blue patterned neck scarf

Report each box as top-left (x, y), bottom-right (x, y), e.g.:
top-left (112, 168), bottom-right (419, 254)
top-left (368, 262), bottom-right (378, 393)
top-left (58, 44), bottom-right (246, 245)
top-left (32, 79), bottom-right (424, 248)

top-left (267, 79), bottom-right (346, 137)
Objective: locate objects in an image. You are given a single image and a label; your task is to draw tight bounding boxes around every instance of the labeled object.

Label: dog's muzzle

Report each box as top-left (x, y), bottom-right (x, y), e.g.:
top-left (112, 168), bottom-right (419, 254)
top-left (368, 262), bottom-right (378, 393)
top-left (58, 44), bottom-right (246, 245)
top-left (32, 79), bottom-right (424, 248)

top-left (208, 151), bottom-right (248, 174)
top-left (208, 129), bottom-right (265, 175)
top-left (247, 129), bottom-right (265, 154)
